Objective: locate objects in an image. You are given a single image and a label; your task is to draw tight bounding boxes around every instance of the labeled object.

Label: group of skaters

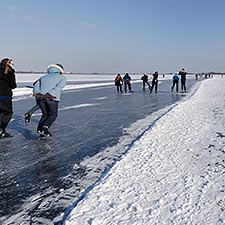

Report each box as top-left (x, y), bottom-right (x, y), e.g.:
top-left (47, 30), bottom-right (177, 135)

top-left (114, 68), bottom-right (187, 94)
top-left (114, 73), bottom-right (133, 93)
top-left (0, 57), bottom-right (66, 139)
top-left (171, 68), bottom-right (187, 93)
top-left (0, 57), bottom-right (188, 139)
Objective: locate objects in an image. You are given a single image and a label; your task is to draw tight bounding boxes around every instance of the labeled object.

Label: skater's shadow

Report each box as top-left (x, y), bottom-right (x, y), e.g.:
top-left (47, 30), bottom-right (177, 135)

top-left (9, 114), bottom-right (38, 140)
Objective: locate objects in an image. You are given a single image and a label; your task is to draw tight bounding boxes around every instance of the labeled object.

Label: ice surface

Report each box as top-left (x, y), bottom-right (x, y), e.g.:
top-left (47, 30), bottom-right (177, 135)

top-left (0, 73), bottom-right (205, 225)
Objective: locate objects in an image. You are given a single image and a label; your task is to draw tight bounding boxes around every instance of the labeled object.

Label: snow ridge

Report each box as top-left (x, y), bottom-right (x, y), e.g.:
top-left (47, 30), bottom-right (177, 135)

top-left (64, 78), bottom-right (225, 225)
top-left (60, 82), bottom-right (200, 225)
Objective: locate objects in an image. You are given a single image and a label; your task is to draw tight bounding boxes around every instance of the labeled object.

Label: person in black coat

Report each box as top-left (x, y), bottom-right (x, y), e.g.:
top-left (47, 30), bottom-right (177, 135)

top-left (141, 73), bottom-right (151, 92)
top-left (178, 68), bottom-right (187, 92)
top-left (0, 58), bottom-right (17, 137)
top-left (150, 71), bottom-right (159, 93)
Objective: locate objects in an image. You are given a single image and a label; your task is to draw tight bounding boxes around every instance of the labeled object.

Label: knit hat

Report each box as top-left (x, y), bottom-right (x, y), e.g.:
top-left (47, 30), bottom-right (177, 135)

top-left (47, 64), bottom-right (64, 74)
top-left (1, 58), bottom-right (10, 65)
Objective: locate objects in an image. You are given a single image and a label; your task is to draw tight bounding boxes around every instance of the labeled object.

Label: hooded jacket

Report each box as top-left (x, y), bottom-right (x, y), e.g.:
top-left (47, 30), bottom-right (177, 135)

top-left (33, 65), bottom-right (66, 101)
top-left (173, 73), bottom-right (179, 81)
top-left (0, 63), bottom-right (17, 97)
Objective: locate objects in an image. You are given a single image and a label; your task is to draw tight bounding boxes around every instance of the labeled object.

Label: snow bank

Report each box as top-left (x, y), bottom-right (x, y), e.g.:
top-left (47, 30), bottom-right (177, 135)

top-left (12, 73), bottom-right (166, 99)
top-left (65, 77), bottom-right (225, 225)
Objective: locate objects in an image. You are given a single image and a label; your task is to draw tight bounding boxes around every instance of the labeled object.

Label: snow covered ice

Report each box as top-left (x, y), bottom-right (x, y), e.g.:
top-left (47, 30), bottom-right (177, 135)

top-left (65, 77), bottom-right (225, 225)
top-left (1, 73), bottom-right (224, 225)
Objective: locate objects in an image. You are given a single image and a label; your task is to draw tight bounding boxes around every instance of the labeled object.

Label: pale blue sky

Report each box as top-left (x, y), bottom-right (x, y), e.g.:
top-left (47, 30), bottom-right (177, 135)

top-left (1, 0), bottom-right (225, 73)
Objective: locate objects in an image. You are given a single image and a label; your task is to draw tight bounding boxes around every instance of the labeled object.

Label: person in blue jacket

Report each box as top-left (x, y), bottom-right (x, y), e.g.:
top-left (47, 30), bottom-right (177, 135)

top-left (123, 73), bottom-right (133, 93)
top-left (33, 64), bottom-right (66, 138)
top-left (171, 73), bottom-right (179, 92)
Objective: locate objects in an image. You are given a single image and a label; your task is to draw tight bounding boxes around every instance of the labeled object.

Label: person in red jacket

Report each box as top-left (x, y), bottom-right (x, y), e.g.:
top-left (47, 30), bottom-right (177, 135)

top-left (0, 58), bottom-right (17, 137)
top-left (114, 73), bottom-right (123, 93)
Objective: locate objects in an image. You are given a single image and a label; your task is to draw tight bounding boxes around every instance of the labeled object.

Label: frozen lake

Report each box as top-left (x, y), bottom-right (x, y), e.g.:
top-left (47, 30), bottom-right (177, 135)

top-left (0, 73), bottom-right (198, 225)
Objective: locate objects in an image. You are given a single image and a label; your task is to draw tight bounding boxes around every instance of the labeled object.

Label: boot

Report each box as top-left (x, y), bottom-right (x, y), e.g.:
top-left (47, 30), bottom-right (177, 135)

top-left (24, 113), bottom-right (31, 125)
top-left (0, 129), bottom-right (13, 138)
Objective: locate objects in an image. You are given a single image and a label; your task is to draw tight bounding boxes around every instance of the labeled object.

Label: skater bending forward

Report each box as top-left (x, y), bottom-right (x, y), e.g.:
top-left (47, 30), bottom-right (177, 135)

top-left (33, 64), bottom-right (66, 138)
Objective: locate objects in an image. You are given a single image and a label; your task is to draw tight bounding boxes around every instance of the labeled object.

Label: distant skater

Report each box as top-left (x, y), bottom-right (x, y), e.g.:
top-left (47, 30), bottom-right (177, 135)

top-left (114, 74), bottom-right (123, 93)
top-left (150, 71), bottom-right (158, 93)
top-left (178, 68), bottom-right (187, 92)
top-left (195, 73), bottom-right (198, 80)
top-left (0, 58), bottom-right (17, 137)
top-left (33, 64), bottom-right (66, 138)
top-left (123, 73), bottom-right (133, 93)
top-left (141, 73), bottom-right (151, 92)
top-left (171, 73), bottom-right (179, 92)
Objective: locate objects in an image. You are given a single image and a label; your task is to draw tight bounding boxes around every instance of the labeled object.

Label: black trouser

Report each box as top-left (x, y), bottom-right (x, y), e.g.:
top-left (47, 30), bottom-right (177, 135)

top-left (0, 98), bottom-right (13, 130)
top-left (181, 78), bottom-right (186, 92)
top-left (124, 81), bottom-right (131, 93)
top-left (171, 80), bottom-right (179, 92)
top-left (143, 81), bottom-right (151, 91)
top-left (150, 80), bottom-right (158, 93)
top-left (26, 98), bottom-right (39, 115)
top-left (116, 84), bottom-right (123, 93)
top-left (36, 98), bottom-right (58, 132)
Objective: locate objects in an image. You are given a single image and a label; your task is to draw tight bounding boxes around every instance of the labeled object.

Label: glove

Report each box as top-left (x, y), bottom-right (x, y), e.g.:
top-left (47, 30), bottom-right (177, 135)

top-left (33, 93), bottom-right (44, 98)
top-left (44, 93), bottom-right (56, 99)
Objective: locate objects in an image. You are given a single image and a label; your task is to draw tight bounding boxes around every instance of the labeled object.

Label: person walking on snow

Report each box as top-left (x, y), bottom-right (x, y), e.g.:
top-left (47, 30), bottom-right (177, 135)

top-left (178, 68), bottom-right (187, 92)
top-left (171, 73), bottom-right (179, 92)
top-left (0, 58), bottom-right (17, 138)
top-left (123, 73), bottom-right (133, 93)
top-left (141, 73), bottom-right (151, 92)
top-left (114, 73), bottom-right (123, 93)
top-left (33, 64), bottom-right (66, 138)
top-left (150, 71), bottom-right (159, 93)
